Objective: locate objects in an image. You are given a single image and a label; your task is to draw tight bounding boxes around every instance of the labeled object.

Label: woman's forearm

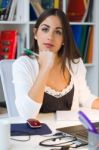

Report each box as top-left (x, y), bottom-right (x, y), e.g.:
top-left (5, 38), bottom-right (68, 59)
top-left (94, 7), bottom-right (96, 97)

top-left (28, 68), bottom-right (50, 103)
top-left (91, 98), bottom-right (99, 109)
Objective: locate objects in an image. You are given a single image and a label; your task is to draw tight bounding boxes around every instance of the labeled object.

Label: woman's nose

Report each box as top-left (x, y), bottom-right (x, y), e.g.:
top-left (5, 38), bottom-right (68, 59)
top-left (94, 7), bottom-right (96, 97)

top-left (47, 31), bottom-right (54, 40)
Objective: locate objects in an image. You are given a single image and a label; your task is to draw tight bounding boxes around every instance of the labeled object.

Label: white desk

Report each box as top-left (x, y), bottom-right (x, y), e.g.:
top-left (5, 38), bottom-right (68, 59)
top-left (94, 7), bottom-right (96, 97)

top-left (6, 108), bottom-right (99, 150)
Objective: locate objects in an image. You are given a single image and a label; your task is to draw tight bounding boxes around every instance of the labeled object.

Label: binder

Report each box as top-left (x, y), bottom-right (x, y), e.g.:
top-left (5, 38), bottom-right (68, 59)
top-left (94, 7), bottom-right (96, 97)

top-left (86, 26), bottom-right (94, 63)
top-left (0, 30), bottom-right (17, 60)
top-left (71, 25), bottom-right (82, 49)
top-left (79, 25), bottom-right (88, 58)
top-left (67, 0), bottom-right (86, 22)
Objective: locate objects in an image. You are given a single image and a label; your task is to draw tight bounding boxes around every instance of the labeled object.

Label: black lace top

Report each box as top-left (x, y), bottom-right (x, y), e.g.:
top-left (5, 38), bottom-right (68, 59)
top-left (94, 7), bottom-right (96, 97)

top-left (40, 86), bottom-right (74, 113)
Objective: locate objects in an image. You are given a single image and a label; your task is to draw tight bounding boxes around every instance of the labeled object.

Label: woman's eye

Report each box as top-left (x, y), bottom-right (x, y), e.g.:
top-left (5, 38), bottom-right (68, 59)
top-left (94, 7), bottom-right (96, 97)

top-left (56, 30), bottom-right (63, 35)
top-left (41, 27), bottom-right (48, 32)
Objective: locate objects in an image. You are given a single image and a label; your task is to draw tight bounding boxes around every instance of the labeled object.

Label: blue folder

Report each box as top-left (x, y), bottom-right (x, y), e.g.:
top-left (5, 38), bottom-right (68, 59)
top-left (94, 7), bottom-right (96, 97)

top-left (11, 123), bottom-right (52, 136)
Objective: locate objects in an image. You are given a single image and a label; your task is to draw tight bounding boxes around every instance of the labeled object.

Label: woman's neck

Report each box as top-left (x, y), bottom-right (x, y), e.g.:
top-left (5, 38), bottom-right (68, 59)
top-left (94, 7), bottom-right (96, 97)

top-left (52, 55), bottom-right (62, 68)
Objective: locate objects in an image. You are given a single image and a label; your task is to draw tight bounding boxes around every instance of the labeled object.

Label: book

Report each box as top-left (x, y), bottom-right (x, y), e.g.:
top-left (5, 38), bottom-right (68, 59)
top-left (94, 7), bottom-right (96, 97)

top-left (0, 9), bottom-right (6, 20)
top-left (62, 0), bottom-right (67, 12)
top-left (0, 0), bottom-right (2, 7)
top-left (3, 0), bottom-right (13, 20)
top-left (7, 0), bottom-right (17, 21)
top-left (83, 26), bottom-right (91, 63)
top-left (81, 0), bottom-right (90, 22)
top-left (16, 0), bottom-right (23, 22)
top-left (67, 0), bottom-right (87, 22)
top-left (30, 3), bottom-right (37, 21)
top-left (16, 0), bottom-right (28, 22)
top-left (86, 26), bottom-right (94, 63)
top-left (1, 0), bottom-right (9, 9)
top-left (41, 0), bottom-right (53, 9)
top-left (0, 0), bottom-right (9, 20)
top-left (53, 0), bottom-right (60, 8)
top-left (30, 0), bottom-right (44, 18)
top-left (85, 0), bottom-right (94, 22)
top-left (71, 25), bottom-right (82, 49)
top-left (79, 25), bottom-right (88, 58)
top-left (0, 30), bottom-right (17, 60)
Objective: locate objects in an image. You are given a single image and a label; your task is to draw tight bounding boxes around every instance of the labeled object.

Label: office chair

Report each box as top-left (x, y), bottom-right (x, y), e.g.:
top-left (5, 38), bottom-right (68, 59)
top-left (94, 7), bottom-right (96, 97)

top-left (0, 59), bottom-right (19, 117)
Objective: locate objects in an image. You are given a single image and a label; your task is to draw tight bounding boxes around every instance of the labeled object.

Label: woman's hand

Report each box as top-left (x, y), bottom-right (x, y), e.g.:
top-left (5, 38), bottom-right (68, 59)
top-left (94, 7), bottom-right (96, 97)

top-left (38, 50), bottom-right (56, 71)
top-left (28, 50), bottom-right (56, 103)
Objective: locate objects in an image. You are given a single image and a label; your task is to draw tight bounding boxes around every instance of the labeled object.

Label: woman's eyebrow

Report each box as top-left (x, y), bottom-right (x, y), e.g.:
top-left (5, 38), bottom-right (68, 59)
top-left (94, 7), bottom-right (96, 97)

top-left (41, 24), bottom-right (49, 28)
top-left (41, 24), bottom-right (63, 30)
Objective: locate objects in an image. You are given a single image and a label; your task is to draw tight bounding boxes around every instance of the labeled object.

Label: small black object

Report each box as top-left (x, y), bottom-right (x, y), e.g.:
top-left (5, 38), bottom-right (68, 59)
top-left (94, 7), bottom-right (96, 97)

top-left (53, 132), bottom-right (64, 136)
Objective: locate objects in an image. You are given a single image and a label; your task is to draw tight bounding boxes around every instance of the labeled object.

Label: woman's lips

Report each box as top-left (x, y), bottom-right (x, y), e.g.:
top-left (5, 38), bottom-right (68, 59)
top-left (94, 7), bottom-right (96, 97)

top-left (44, 43), bottom-right (54, 48)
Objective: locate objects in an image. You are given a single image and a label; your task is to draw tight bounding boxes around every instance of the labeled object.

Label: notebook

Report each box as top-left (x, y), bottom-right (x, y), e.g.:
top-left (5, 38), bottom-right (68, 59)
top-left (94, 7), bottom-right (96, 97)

top-left (57, 122), bottom-right (99, 142)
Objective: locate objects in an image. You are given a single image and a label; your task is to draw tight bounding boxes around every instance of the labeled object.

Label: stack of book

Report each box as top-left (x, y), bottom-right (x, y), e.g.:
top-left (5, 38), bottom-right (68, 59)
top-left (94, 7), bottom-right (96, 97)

top-left (0, 0), bottom-right (27, 21)
top-left (71, 25), bottom-right (94, 63)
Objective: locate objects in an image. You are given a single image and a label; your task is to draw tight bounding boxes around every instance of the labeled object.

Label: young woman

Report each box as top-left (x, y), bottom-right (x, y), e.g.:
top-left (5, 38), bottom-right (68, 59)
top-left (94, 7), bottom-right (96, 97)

top-left (12, 8), bottom-right (99, 119)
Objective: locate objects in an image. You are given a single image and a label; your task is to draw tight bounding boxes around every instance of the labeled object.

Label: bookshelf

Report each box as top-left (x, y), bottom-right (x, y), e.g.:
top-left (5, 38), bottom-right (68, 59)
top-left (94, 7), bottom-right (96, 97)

top-left (0, 0), bottom-right (99, 104)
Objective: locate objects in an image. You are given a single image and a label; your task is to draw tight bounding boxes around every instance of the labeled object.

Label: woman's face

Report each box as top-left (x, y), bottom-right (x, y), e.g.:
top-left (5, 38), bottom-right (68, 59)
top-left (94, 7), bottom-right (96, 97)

top-left (34, 15), bottom-right (64, 53)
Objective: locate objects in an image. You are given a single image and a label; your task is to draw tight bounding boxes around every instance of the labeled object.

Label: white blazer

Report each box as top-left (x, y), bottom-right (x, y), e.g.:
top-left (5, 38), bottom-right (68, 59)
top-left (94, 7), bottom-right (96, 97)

top-left (12, 56), bottom-right (97, 119)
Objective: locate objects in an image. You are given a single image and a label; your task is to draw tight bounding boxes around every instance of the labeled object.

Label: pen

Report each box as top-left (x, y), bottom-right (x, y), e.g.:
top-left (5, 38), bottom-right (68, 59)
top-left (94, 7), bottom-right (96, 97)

top-left (78, 111), bottom-right (97, 133)
top-left (24, 49), bottom-right (39, 57)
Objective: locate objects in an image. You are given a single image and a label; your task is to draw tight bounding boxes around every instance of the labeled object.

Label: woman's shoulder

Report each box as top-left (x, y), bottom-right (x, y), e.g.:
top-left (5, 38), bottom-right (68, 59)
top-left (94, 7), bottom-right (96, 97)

top-left (13, 55), bottom-right (37, 66)
top-left (13, 55), bottom-right (39, 71)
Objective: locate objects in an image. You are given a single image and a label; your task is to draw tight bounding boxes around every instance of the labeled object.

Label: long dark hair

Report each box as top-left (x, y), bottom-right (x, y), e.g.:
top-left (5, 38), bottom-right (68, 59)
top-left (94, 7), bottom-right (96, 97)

top-left (31, 8), bottom-right (81, 72)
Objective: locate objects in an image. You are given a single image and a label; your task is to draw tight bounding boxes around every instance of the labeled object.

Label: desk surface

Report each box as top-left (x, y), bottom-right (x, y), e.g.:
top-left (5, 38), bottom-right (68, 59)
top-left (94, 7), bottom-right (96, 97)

top-left (5, 108), bottom-right (99, 150)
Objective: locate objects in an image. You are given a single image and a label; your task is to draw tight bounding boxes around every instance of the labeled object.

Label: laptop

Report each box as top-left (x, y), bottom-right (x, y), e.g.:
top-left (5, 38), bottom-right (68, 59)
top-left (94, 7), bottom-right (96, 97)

top-left (57, 122), bottom-right (99, 143)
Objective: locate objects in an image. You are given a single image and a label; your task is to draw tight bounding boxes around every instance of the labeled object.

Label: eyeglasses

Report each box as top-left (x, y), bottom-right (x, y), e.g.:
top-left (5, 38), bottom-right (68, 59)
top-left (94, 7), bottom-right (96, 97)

top-left (39, 134), bottom-right (87, 149)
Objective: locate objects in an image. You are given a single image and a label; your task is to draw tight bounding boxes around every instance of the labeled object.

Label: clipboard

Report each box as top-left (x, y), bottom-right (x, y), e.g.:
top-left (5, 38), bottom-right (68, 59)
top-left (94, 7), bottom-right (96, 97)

top-left (11, 123), bottom-right (52, 136)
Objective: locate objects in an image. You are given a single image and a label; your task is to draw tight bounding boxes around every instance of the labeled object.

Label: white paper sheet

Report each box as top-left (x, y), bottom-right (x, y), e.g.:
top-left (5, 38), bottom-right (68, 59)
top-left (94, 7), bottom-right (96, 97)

top-left (56, 107), bottom-right (99, 121)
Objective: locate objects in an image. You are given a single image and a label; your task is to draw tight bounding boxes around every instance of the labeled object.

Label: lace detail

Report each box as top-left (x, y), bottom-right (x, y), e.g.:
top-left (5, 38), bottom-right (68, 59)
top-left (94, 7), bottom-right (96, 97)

top-left (45, 77), bottom-right (73, 98)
